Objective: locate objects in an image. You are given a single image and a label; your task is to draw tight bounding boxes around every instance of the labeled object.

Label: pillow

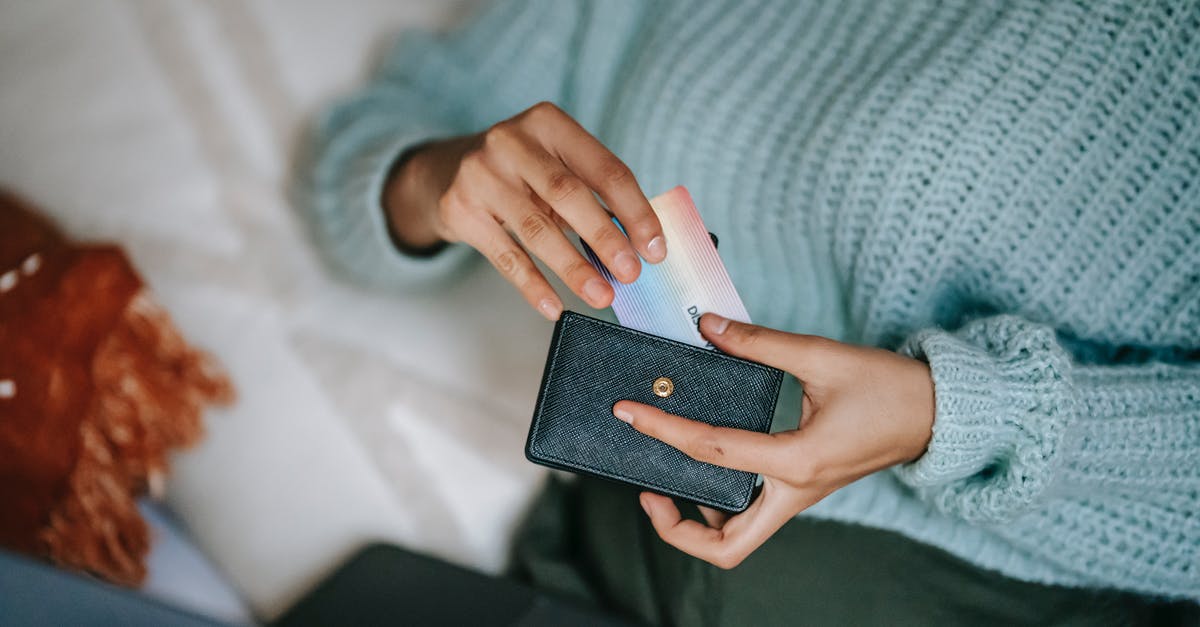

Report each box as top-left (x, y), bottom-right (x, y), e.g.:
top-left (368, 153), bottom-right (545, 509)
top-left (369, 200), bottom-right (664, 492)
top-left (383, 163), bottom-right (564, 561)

top-left (0, 189), bottom-right (233, 586)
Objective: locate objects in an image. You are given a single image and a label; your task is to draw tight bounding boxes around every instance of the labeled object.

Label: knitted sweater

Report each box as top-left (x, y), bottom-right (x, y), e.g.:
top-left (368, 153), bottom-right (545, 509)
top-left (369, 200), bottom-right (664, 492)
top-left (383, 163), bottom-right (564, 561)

top-left (297, 0), bottom-right (1200, 600)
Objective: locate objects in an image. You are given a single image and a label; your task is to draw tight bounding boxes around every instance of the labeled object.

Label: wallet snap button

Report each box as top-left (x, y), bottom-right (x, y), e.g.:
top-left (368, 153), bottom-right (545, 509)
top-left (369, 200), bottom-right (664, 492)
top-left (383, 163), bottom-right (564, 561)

top-left (652, 377), bottom-right (674, 398)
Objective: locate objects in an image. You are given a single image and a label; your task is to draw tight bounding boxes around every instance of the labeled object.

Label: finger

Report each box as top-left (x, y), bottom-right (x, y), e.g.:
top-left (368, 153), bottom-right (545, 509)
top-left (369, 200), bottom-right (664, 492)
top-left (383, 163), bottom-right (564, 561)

top-left (487, 125), bottom-right (643, 284)
top-left (520, 102), bottom-right (666, 264)
top-left (640, 485), bottom-right (797, 569)
top-left (698, 314), bottom-right (836, 377)
top-left (639, 492), bottom-right (724, 558)
top-left (532, 195), bottom-right (572, 232)
top-left (484, 178), bottom-right (614, 307)
top-left (800, 389), bottom-right (817, 426)
top-left (459, 215), bottom-right (562, 321)
top-left (614, 401), bottom-right (781, 475)
top-left (465, 161), bottom-right (615, 309)
top-left (698, 505), bottom-right (730, 529)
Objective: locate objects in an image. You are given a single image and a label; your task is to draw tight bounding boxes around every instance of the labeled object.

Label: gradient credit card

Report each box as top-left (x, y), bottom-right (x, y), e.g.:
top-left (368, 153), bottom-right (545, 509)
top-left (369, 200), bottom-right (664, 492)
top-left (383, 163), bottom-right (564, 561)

top-left (584, 186), bottom-right (751, 348)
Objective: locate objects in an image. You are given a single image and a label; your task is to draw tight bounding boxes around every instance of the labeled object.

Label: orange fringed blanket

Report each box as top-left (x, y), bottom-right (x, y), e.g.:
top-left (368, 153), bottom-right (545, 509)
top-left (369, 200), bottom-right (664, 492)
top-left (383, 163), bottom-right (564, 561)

top-left (0, 190), bottom-right (233, 586)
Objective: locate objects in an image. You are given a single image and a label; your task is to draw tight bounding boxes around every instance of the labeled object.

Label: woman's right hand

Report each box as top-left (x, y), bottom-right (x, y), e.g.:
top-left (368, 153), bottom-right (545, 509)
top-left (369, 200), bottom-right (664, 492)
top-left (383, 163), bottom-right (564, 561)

top-left (383, 101), bottom-right (666, 321)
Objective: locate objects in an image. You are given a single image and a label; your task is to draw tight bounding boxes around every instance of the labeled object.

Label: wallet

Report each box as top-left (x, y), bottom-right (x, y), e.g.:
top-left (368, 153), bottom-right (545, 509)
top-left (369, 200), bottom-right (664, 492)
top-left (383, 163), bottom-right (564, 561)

top-left (526, 311), bottom-right (784, 512)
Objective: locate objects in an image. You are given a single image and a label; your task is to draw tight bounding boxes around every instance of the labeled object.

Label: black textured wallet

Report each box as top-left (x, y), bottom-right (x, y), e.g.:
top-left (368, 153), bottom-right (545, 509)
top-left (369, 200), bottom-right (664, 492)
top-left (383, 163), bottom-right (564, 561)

top-left (526, 311), bottom-right (784, 512)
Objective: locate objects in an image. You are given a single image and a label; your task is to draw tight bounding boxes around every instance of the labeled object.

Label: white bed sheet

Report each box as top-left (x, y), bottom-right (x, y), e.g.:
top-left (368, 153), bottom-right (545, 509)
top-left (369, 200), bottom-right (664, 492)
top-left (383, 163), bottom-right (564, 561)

top-left (0, 0), bottom-right (568, 620)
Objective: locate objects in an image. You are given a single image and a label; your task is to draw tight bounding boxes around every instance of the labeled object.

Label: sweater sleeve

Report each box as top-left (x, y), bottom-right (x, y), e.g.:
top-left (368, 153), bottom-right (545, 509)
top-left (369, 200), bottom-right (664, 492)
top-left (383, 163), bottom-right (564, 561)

top-left (294, 0), bottom-right (632, 289)
top-left (893, 315), bottom-right (1199, 593)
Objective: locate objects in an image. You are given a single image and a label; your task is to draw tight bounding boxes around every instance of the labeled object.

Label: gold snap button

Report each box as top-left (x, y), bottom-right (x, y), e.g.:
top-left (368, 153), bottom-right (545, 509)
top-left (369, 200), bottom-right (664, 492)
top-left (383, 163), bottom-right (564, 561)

top-left (652, 377), bottom-right (674, 398)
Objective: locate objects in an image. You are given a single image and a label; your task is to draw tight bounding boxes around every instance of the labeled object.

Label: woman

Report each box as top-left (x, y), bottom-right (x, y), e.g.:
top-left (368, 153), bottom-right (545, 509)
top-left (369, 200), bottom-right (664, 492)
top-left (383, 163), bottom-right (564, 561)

top-left (298, 0), bottom-right (1199, 623)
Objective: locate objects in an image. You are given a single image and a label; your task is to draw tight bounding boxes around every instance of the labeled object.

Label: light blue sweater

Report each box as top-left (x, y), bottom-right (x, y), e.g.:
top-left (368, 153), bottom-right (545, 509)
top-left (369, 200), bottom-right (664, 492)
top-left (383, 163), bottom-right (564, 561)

top-left (297, 0), bottom-right (1200, 600)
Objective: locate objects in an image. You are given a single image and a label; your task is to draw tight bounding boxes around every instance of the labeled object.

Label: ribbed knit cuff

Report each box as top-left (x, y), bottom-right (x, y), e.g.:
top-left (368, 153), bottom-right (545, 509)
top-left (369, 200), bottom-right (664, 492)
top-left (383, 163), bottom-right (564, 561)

top-left (893, 316), bottom-right (1076, 524)
top-left (299, 119), bottom-right (476, 290)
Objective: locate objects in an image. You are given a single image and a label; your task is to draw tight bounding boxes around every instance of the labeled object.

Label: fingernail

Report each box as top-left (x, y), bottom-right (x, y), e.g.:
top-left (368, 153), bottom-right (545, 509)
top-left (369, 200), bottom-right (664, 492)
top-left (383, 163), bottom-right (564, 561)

top-left (538, 298), bottom-right (561, 321)
top-left (639, 493), bottom-right (652, 516)
top-left (614, 406), bottom-right (634, 424)
top-left (705, 314), bottom-right (731, 335)
top-left (614, 250), bottom-right (640, 279)
top-left (584, 277), bottom-right (611, 306)
top-left (646, 236), bottom-right (666, 263)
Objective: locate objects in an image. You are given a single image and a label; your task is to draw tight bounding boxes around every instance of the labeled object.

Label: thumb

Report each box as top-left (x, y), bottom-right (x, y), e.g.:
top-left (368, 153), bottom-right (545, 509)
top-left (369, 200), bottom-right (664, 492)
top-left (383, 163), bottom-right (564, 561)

top-left (699, 313), bottom-right (831, 378)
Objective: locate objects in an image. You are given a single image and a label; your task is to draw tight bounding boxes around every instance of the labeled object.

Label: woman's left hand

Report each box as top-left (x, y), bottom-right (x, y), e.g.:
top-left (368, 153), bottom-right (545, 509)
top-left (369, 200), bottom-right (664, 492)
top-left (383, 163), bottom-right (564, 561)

top-left (612, 313), bottom-right (936, 569)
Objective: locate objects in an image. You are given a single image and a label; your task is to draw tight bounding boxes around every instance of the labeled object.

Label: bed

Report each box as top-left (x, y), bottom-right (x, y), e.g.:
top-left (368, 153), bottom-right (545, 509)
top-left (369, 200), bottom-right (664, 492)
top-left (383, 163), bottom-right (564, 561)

top-left (0, 0), bottom-right (560, 621)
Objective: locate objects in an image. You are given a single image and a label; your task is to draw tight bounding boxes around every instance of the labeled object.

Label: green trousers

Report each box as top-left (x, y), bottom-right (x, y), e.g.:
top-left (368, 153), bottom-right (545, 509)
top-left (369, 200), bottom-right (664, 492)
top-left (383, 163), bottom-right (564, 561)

top-left (510, 476), bottom-right (1196, 626)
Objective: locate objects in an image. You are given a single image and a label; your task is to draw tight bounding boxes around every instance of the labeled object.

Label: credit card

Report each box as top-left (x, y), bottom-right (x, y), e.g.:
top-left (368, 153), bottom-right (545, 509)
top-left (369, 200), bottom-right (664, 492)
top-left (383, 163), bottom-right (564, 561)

top-left (584, 186), bottom-right (751, 348)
